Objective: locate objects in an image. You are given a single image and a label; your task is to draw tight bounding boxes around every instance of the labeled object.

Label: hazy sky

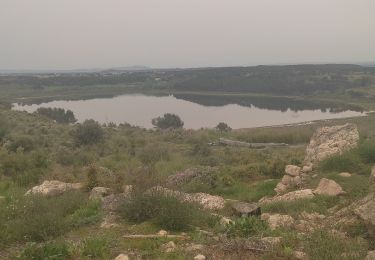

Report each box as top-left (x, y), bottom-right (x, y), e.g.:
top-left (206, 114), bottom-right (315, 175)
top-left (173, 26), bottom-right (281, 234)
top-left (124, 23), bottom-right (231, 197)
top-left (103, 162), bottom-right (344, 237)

top-left (1, 0), bottom-right (374, 70)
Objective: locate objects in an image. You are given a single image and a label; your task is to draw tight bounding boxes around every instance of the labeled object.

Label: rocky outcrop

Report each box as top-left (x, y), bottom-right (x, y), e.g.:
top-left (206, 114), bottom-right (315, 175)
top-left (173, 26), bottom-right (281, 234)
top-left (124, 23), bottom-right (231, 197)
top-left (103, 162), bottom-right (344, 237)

top-left (230, 201), bottom-right (261, 217)
top-left (261, 213), bottom-right (294, 230)
top-left (314, 178), bottom-right (345, 196)
top-left (274, 165), bottom-right (303, 194)
top-left (194, 254), bottom-right (206, 260)
top-left (161, 241), bottom-right (176, 253)
top-left (353, 193), bottom-right (375, 238)
top-left (25, 180), bottom-right (83, 197)
top-left (304, 123), bottom-right (359, 163)
top-left (260, 189), bottom-right (314, 204)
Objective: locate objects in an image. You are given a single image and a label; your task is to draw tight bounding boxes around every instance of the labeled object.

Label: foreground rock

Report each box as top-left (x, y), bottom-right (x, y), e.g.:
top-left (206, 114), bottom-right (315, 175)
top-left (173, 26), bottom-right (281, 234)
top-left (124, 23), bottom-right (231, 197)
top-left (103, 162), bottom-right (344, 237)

top-left (261, 213), bottom-right (294, 230)
top-left (260, 189), bottom-right (314, 204)
top-left (25, 180), bottom-right (83, 197)
top-left (275, 165), bottom-right (303, 194)
top-left (115, 254), bottom-right (129, 260)
top-left (353, 193), bottom-right (375, 238)
top-left (314, 178), bottom-right (345, 196)
top-left (304, 123), bottom-right (359, 163)
top-left (230, 201), bottom-right (261, 217)
top-left (194, 254), bottom-right (206, 260)
top-left (366, 251), bottom-right (375, 260)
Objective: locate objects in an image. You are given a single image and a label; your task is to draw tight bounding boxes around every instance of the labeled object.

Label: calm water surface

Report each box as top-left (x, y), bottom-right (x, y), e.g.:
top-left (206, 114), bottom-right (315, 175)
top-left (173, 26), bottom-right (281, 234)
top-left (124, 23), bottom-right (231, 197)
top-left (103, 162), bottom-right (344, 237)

top-left (12, 94), bottom-right (365, 129)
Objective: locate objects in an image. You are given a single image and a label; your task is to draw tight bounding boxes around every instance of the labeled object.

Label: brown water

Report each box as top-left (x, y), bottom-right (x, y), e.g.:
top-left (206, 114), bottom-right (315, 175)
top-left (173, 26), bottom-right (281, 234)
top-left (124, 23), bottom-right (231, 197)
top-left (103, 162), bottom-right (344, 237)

top-left (12, 94), bottom-right (365, 129)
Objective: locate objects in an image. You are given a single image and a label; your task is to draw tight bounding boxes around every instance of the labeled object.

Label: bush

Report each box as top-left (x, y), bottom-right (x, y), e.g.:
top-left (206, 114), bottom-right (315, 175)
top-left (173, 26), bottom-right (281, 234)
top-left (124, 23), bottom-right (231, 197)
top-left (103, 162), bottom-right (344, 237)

top-left (36, 107), bottom-right (77, 124)
top-left (225, 216), bottom-right (269, 238)
top-left (152, 113), bottom-right (184, 129)
top-left (215, 122), bottom-right (231, 132)
top-left (358, 140), bottom-right (375, 163)
top-left (320, 151), bottom-right (362, 173)
top-left (0, 115), bottom-right (9, 140)
top-left (305, 229), bottom-right (368, 260)
top-left (19, 241), bottom-right (72, 260)
top-left (81, 237), bottom-right (110, 259)
top-left (118, 191), bottom-right (209, 231)
top-left (0, 191), bottom-right (100, 246)
top-left (8, 135), bottom-right (35, 152)
top-left (73, 119), bottom-right (104, 145)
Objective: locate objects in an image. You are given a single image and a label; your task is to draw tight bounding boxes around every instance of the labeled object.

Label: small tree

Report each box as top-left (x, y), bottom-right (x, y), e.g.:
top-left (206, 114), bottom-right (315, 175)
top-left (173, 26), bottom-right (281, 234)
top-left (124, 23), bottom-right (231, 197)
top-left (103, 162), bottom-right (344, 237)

top-left (152, 113), bottom-right (184, 129)
top-left (73, 119), bottom-right (104, 145)
top-left (36, 107), bottom-right (77, 124)
top-left (215, 122), bottom-right (231, 132)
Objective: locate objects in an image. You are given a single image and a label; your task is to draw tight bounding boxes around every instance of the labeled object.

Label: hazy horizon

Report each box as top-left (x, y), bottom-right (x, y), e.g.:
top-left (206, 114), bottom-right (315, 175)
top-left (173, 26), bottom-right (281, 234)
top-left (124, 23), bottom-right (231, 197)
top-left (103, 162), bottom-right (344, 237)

top-left (1, 0), bottom-right (375, 70)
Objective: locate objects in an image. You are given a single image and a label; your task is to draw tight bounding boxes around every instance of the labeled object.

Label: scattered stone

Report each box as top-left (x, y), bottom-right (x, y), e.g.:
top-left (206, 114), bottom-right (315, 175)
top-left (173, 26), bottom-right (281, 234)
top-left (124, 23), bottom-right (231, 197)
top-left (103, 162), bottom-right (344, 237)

top-left (158, 230), bottom-right (168, 236)
top-left (260, 213), bottom-right (270, 221)
top-left (25, 180), bottom-right (83, 197)
top-left (281, 175), bottom-right (293, 185)
top-left (304, 123), bottom-right (359, 163)
top-left (260, 237), bottom-right (282, 248)
top-left (274, 182), bottom-right (287, 194)
top-left (230, 201), bottom-right (261, 217)
top-left (365, 250), bottom-right (375, 260)
top-left (115, 254), bottom-right (129, 260)
top-left (312, 174), bottom-right (318, 178)
top-left (266, 214), bottom-right (294, 230)
top-left (293, 251), bottom-right (308, 260)
top-left (90, 187), bottom-right (111, 200)
top-left (185, 243), bottom-right (205, 252)
top-left (219, 216), bottom-right (233, 226)
top-left (161, 241), bottom-right (176, 253)
top-left (353, 193), bottom-right (375, 238)
top-left (194, 254), bottom-right (206, 260)
top-left (285, 165), bottom-right (301, 177)
top-left (314, 178), bottom-right (345, 196)
top-left (302, 164), bottom-right (313, 173)
top-left (259, 189), bottom-right (314, 204)
top-left (339, 172), bottom-right (352, 178)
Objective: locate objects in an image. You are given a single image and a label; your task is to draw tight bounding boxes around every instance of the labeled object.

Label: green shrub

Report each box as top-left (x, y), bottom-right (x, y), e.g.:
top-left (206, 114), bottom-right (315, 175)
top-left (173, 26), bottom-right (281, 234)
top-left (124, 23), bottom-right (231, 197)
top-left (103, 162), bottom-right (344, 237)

top-left (85, 164), bottom-right (99, 191)
top-left (320, 152), bottom-right (362, 173)
top-left (81, 237), bottom-right (110, 259)
top-left (138, 144), bottom-right (170, 165)
top-left (304, 229), bottom-right (368, 260)
top-left (36, 107), bottom-right (77, 124)
top-left (225, 216), bottom-right (269, 238)
top-left (358, 140), bottom-right (375, 163)
top-left (8, 134), bottom-right (35, 152)
top-left (19, 241), bottom-right (72, 260)
top-left (73, 119), bottom-right (104, 145)
top-left (152, 113), bottom-right (184, 129)
top-left (215, 122), bottom-right (231, 132)
top-left (118, 191), bottom-right (210, 231)
top-left (0, 191), bottom-right (99, 246)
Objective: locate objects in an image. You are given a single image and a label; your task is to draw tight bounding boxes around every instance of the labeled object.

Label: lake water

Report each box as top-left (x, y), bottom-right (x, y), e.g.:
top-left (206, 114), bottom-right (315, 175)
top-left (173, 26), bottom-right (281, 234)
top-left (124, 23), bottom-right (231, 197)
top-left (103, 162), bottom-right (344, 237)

top-left (12, 94), bottom-right (365, 129)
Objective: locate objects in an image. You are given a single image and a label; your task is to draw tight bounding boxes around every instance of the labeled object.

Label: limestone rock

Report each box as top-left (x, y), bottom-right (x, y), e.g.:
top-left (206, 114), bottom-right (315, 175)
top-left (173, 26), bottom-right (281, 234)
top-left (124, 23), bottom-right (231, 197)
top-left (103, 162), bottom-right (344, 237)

top-left (274, 182), bottom-right (287, 194)
top-left (260, 236), bottom-right (282, 248)
top-left (281, 175), bottom-right (293, 185)
top-left (293, 251), bottom-right (308, 260)
top-left (285, 165), bottom-right (301, 177)
top-left (266, 214), bottom-right (294, 230)
top-left (259, 189), bottom-right (314, 204)
top-left (25, 180), bottom-right (83, 197)
top-left (187, 192), bottom-right (225, 210)
top-left (230, 201), bottom-right (261, 217)
top-left (304, 123), bottom-right (359, 163)
top-left (90, 187), bottom-right (111, 200)
top-left (158, 230), bottom-right (168, 236)
top-left (353, 193), bottom-right (375, 238)
top-left (115, 254), bottom-right (129, 260)
top-left (194, 254), bottom-right (206, 260)
top-left (161, 241), bottom-right (176, 253)
top-left (302, 164), bottom-right (313, 173)
top-left (314, 178), bottom-right (345, 196)
top-left (365, 251), bottom-right (375, 260)
top-left (339, 172), bottom-right (352, 178)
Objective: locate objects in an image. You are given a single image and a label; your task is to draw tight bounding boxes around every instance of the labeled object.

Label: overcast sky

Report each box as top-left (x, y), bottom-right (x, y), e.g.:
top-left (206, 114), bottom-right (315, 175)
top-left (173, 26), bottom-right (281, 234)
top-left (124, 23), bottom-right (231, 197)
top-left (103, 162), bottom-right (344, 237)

top-left (1, 0), bottom-right (374, 70)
